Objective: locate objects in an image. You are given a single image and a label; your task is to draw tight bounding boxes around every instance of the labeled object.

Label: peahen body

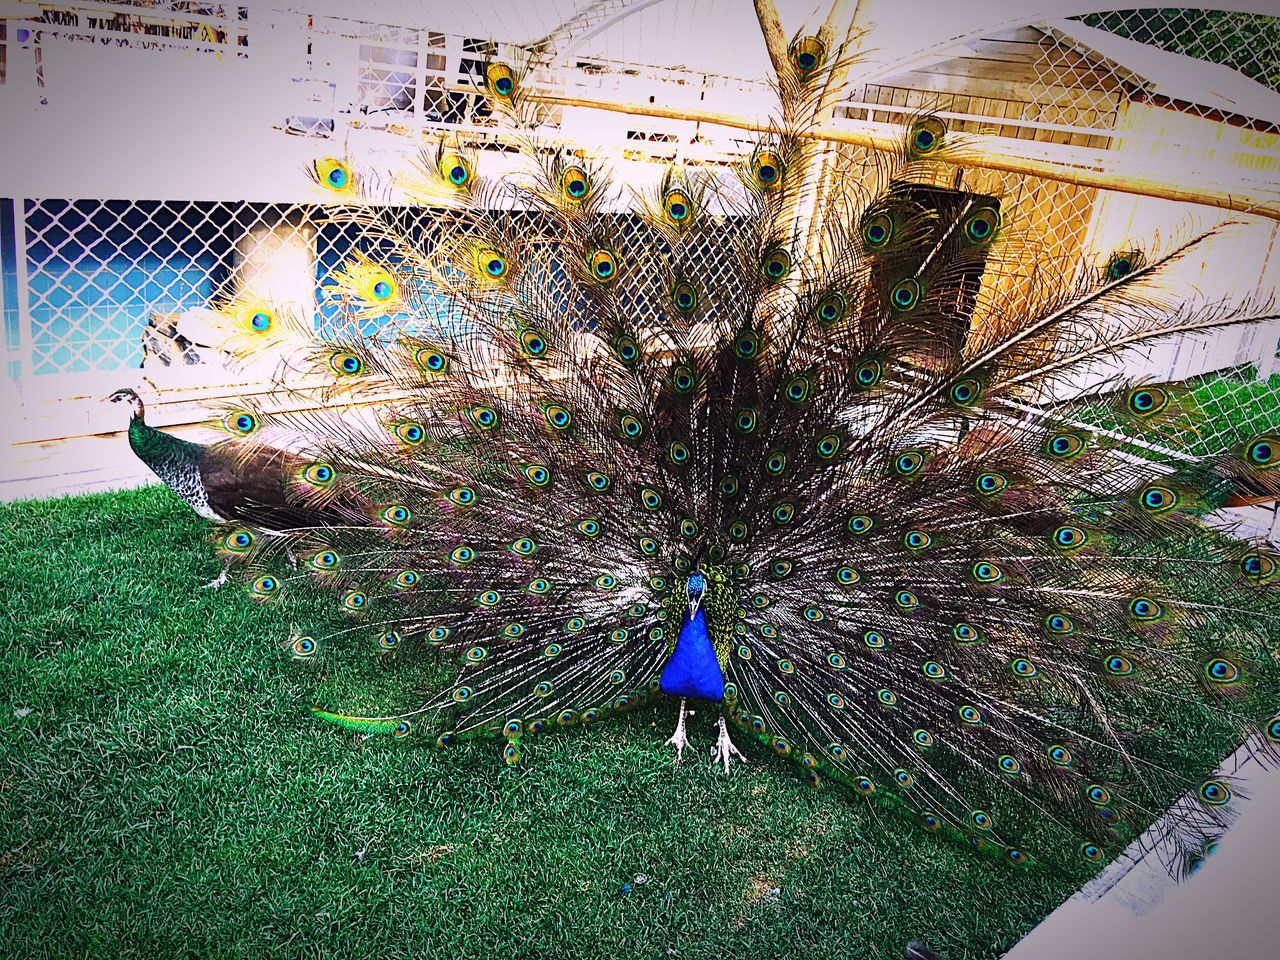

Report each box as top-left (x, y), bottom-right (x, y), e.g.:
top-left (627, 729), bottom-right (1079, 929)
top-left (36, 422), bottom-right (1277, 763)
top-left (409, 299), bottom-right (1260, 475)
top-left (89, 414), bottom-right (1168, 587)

top-left (188, 42), bottom-right (1280, 877)
top-left (110, 388), bottom-right (360, 585)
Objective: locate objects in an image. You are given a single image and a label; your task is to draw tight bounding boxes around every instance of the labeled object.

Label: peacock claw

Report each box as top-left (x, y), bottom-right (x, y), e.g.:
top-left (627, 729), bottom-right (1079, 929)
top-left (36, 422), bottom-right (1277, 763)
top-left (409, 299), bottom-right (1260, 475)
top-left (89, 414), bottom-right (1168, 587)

top-left (712, 716), bottom-right (746, 774)
top-left (665, 697), bottom-right (690, 763)
top-left (201, 567), bottom-right (229, 590)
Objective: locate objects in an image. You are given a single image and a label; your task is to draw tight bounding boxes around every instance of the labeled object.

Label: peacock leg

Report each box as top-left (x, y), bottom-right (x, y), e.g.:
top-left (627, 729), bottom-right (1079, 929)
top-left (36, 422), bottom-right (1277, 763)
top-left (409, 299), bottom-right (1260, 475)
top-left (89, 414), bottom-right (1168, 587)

top-left (664, 697), bottom-right (690, 762)
top-left (712, 716), bottom-right (746, 774)
top-left (202, 561), bottom-right (230, 590)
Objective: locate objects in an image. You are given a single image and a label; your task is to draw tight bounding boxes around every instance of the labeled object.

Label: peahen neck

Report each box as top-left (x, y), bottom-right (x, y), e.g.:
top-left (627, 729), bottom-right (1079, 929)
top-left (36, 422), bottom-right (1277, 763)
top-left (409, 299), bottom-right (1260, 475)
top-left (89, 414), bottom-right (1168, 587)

top-left (126, 412), bottom-right (204, 474)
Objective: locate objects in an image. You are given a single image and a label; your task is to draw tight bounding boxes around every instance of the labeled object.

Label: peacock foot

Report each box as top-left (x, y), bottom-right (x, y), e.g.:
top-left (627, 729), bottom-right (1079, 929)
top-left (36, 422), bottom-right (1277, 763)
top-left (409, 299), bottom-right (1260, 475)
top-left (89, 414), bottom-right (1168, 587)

top-left (712, 716), bottom-right (746, 774)
top-left (201, 566), bottom-right (229, 590)
top-left (664, 697), bottom-right (690, 763)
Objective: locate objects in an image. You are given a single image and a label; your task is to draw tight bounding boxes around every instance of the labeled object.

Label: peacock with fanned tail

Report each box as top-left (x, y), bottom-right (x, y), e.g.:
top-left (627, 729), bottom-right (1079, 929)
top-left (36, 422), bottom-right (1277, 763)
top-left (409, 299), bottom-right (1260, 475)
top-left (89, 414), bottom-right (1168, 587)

top-left (189, 39), bottom-right (1280, 877)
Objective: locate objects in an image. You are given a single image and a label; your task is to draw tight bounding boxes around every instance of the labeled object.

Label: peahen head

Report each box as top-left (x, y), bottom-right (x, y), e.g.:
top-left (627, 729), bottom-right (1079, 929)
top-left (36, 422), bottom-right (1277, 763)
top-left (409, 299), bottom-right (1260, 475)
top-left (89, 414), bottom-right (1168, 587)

top-left (107, 388), bottom-right (145, 421)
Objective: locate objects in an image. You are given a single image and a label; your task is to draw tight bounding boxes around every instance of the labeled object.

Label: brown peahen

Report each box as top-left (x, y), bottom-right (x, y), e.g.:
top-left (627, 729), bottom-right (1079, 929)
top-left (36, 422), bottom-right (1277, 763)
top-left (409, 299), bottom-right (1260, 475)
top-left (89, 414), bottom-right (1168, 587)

top-left (182, 40), bottom-right (1278, 878)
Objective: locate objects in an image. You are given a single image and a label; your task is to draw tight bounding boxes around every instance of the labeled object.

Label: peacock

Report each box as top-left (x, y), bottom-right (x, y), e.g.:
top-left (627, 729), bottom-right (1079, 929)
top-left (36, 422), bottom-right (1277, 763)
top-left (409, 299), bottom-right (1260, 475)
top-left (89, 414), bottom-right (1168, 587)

top-left (185, 39), bottom-right (1280, 878)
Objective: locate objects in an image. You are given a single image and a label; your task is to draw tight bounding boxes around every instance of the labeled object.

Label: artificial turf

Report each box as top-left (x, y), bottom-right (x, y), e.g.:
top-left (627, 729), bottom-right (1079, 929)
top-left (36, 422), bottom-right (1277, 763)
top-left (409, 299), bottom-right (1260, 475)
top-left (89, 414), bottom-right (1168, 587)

top-left (0, 486), bottom-right (1153, 959)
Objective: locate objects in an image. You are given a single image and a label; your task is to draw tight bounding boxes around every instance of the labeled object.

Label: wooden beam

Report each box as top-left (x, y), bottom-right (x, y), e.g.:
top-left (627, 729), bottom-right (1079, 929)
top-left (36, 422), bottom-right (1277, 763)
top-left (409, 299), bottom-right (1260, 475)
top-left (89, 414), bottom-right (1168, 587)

top-left (523, 89), bottom-right (1280, 221)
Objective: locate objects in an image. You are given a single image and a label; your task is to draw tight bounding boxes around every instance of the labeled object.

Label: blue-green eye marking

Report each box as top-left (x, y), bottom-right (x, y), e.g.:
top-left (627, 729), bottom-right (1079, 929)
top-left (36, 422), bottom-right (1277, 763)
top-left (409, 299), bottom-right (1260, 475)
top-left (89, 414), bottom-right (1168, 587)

top-left (815, 434), bottom-right (841, 459)
top-left (1045, 613), bottom-right (1075, 634)
top-left (1010, 657), bottom-right (1038, 678)
top-left (895, 450), bottom-right (925, 476)
top-left (522, 463), bottom-right (551, 487)
top-left (855, 359), bottom-right (882, 388)
top-left (863, 213), bottom-right (893, 249)
top-left (950, 378), bottom-right (981, 405)
top-left (971, 561), bottom-right (1002, 583)
top-left (1081, 843), bottom-right (1104, 863)
top-left (953, 623), bottom-right (981, 644)
top-left (249, 311), bottom-right (271, 332)
top-left (895, 589), bottom-right (918, 610)
top-left (889, 277), bottom-right (921, 311)
top-left (668, 440), bottom-right (691, 465)
top-left (1129, 597), bottom-right (1161, 621)
top-left (1086, 784), bottom-right (1111, 806)
top-left (1105, 654), bottom-right (1134, 676)
top-left (1204, 658), bottom-right (1240, 684)
top-left (816, 293), bottom-right (846, 325)
top-left (1048, 744), bottom-right (1072, 765)
top-left (975, 471), bottom-right (1007, 495)
top-left (734, 408), bottom-right (758, 433)
top-left (545, 404), bottom-right (572, 430)
top-left (1052, 525), bottom-right (1088, 550)
top-left (584, 471), bottom-right (611, 492)
top-left (762, 248), bottom-right (791, 282)
top-left (520, 328), bottom-right (548, 357)
top-left (1247, 437), bottom-right (1275, 465)
top-left (863, 631), bottom-right (886, 649)
top-left (227, 411), bottom-right (257, 435)
top-left (964, 207), bottom-right (999, 243)
top-left (671, 364), bottom-right (696, 393)
top-left (1139, 485), bottom-right (1178, 513)
top-left (619, 413), bottom-right (644, 439)
top-left (848, 515), bottom-right (873, 535)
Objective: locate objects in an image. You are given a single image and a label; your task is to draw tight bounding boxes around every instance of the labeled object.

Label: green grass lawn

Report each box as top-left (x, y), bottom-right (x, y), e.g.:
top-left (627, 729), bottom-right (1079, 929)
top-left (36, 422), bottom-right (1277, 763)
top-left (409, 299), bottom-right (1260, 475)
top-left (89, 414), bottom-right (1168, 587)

top-left (2, 488), bottom-right (1098, 959)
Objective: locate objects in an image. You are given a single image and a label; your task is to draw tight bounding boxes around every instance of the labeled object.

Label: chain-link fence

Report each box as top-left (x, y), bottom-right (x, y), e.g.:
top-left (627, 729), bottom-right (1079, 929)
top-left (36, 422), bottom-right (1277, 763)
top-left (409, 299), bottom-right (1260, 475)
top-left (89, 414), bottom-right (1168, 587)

top-left (2, 5), bottom-right (1278, 450)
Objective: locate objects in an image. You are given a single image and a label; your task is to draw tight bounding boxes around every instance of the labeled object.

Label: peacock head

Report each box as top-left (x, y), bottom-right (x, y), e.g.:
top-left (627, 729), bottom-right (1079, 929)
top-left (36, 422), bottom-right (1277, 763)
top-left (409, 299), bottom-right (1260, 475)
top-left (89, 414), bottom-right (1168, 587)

top-left (686, 571), bottom-right (707, 616)
top-left (107, 388), bottom-right (145, 420)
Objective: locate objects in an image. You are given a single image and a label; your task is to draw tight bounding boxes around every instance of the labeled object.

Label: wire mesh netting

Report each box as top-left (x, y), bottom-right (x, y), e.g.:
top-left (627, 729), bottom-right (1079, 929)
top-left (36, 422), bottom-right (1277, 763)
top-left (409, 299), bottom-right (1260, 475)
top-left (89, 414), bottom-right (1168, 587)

top-left (1, 3), bottom-right (1277, 459)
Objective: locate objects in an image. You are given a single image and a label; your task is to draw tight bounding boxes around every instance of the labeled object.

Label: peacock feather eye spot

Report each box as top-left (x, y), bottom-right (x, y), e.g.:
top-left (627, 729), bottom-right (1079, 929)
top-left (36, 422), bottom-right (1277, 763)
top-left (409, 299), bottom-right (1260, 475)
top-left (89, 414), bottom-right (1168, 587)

top-left (905, 530), bottom-right (931, 550)
top-left (447, 486), bottom-right (476, 507)
top-left (878, 688), bottom-right (898, 707)
top-left (310, 550), bottom-right (339, 570)
top-left (729, 520), bottom-right (749, 541)
top-left (999, 755), bottom-right (1021, 775)
top-left (227, 530), bottom-right (254, 551)
top-left (1107, 251), bottom-right (1139, 280)
top-left (785, 374), bottom-right (811, 404)
top-left (668, 440), bottom-right (691, 465)
top-left (372, 280), bottom-right (393, 300)
top-left (303, 462), bottom-right (335, 486)
top-left (1204, 658), bottom-right (1240, 684)
top-left (972, 561), bottom-right (1003, 583)
top-left (394, 570), bottom-right (418, 588)
top-left (379, 631), bottom-right (403, 651)
top-left (565, 617), bottom-right (586, 633)
top-left (577, 518), bottom-right (602, 537)
top-left (862, 213), bottom-right (893, 249)
top-left (912, 729), bottom-right (934, 749)
top-left (1045, 612), bottom-right (1075, 635)
top-left (895, 450), bottom-right (925, 476)
top-left (477, 590), bottom-right (501, 608)
top-left (761, 249), bottom-right (791, 282)
top-left (520, 328), bottom-right (548, 357)
top-left (619, 414), bottom-right (644, 439)
top-left (765, 451), bottom-right (788, 475)
top-left (639, 537), bottom-right (658, 555)
top-left (594, 574), bottom-right (617, 591)
top-left (920, 813), bottom-right (940, 832)
top-left (1048, 744), bottom-right (1073, 765)
top-left (1105, 654), bottom-right (1134, 676)
top-left (640, 488), bottom-right (662, 510)
top-left (835, 566), bottom-right (860, 586)
top-left (291, 636), bottom-right (316, 658)
top-left (863, 630), bottom-right (886, 649)
top-left (526, 578), bottom-right (550, 595)
top-left (803, 607), bottom-right (824, 622)
top-left (734, 408), bottom-right (757, 432)
top-left (950, 378), bottom-right (982, 406)
top-left (964, 206), bottom-right (1000, 244)
top-left (910, 117), bottom-right (946, 154)
top-left (672, 282), bottom-right (698, 313)
top-left (545, 404), bottom-right (573, 431)
top-left (1240, 552), bottom-right (1276, 581)
top-left (953, 623), bottom-right (981, 644)
top-left (329, 352), bottom-right (363, 375)
top-left (1247, 437), bottom-right (1275, 465)
top-left (854, 358), bottom-right (882, 388)
top-left (1011, 657), bottom-right (1038, 678)
top-left (1045, 432), bottom-right (1086, 459)
top-left (975, 472), bottom-right (1007, 495)
top-left (342, 591), bottom-right (366, 611)
top-left (522, 463), bottom-right (551, 487)
top-left (1140, 486), bottom-right (1178, 512)
top-left (770, 501), bottom-right (795, 525)
top-left (1081, 843), bottom-right (1104, 863)
top-left (848, 514), bottom-right (873, 535)
top-left (394, 421), bottom-right (425, 445)
top-left (485, 255), bottom-right (507, 278)
top-left (227, 411), bottom-right (257, 435)
top-left (252, 575), bottom-right (279, 596)
top-left (718, 475), bottom-right (739, 498)
top-left (415, 347), bottom-right (448, 373)
top-left (450, 545), bottom-right (475, 565)
top-left (452, 686), bottom-right (473, 703)
top-left (1129, 597), bottom-right (1161, 620)
top-left (788, 35), bottom-right (825, 72)
top-left (249, 310), bottom-right (271, 332)
top-left (614, 334), bottom-right (639, 364)
top-left (1052, 525), bottom-right (1087, 550)
top-left (924, 661), bottom-right (948, 681)
top-left (561, 166), bottom-right (589, 200)
top-left (679, 518), bottom-right (698, 538)
top-left (663, 189), bottom-right (692, 223)
top-left (815, 434), bottom-right (841, 460)
top-left (971, 810), bottom-right (992, 829)
top-left (671, 364), bottom-right (696, 393)
top-left (510, 537), bottom-right (537, 556)
top-left (889, 277), bottom-right (921, 311)
top-left (590, 249), bottom-right (617, 282)
top-left (751, 150), bottom-right (784, 188)
top-left (1086, 784), bottom-right (1111, 806)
